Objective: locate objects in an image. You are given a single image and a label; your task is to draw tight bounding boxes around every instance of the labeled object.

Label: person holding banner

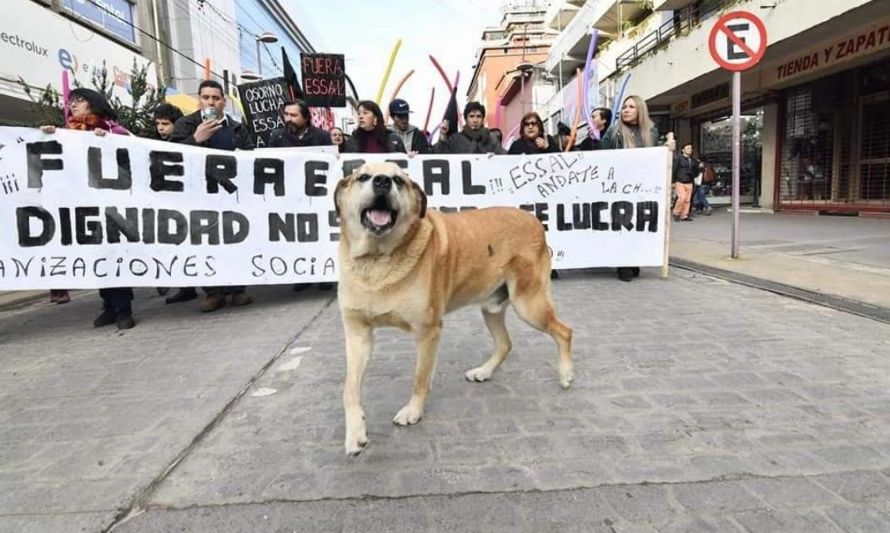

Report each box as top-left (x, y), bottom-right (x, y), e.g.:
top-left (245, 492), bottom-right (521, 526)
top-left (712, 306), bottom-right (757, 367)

top-left (39, 88), bottom-right (136, 329)
top-left (329, 127), bottom-right (346, 152)
top-left (343, 101), bottom-right (406, 153)
top-left (171, 80), bottom-right (255, 313)
top-left (507, 112), bottom-right (560, 155)
top-left (434, 102), bottom-right (504, 155)
top-left (600, 95), bottom-right (673, 282)
top-left (267, 100), bottom-right (333, 148)
top-left (151, 104), bottom-right (184, 142)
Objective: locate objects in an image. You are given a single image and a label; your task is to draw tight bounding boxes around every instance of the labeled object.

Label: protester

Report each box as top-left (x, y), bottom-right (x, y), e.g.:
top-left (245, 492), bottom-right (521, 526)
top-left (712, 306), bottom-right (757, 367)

top-left (601, 95), bottom-right (674, 282)
top-left (148, 103), bottom-right (184, 297)
top-left (152, 103), bottom-right (184, 142)
top-left (343, 100), bottom-right (406, 153)
top-left (267, 100), bottom-right (332, 147)
top-left (490, 127), bottom-right (503, 148)
top-left (508, 112), bottom-right (560, 155)
top-left (40, 89), bottom-right (135, 329)
top-left (575, 107), bottom-right (612, 151)
top-left (388, 99), bottom-right (430, 154)
top-left (672, 142), bottom-right (701, 222)
top-left (171, 80), bottom-right (254, 312)
top-left (330, 127), bottom-right (346, 152)
top-left (556, 121), bottom-right (572, 151)
top-left (434, 102), bottom-right (505, 155)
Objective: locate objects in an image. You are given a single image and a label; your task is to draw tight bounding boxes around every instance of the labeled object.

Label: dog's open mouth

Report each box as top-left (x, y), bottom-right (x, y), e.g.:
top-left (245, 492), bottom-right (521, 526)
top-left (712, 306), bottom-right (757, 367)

top-left (361, 195), bottom-right (398, 234)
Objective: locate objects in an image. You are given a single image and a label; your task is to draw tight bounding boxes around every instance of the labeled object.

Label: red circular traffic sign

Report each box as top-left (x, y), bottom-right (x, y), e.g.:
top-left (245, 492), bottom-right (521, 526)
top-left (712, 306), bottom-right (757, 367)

top-left (708, 11), bottom-right (767, 71)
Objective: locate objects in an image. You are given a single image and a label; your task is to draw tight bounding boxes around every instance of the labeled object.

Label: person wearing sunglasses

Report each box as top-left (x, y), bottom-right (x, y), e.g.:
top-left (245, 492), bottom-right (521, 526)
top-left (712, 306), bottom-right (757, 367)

top-left (508, 112), bottom-right (559, 155)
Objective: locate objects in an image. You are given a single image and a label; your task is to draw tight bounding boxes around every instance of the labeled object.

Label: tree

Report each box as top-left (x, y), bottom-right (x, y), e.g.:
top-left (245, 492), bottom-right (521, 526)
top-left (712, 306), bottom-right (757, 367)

top-left (18, 60), bottom-right (166, 136)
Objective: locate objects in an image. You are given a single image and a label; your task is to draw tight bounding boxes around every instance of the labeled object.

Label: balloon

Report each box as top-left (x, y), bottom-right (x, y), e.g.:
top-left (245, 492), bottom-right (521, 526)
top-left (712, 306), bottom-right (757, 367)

top-left (203, 58), bottom-right (211, 81)
top-left (428, 55), bottom-right (453, 91)
top-left (375, 39), bottom-right (402, 103)
top-left (384, 69), bottom-right (415, 122)
top-left (612, 73), bottom-right (632, 120)
top-left (61, 70), bottom-right (71, 122)
top-left (492, 97), bottom-right (503, 130)
top-left (582, 31), bottom-right (600, 141)
top-left (422, 87), bottom-right (436, 134)
top-left (565, 67), bottom-right (584, 152)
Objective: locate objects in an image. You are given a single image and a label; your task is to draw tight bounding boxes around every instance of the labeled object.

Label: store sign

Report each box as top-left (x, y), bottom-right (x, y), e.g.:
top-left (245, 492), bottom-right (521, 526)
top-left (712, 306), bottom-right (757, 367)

top-left (763, 18), bottom-right (890, 86)
top-left (0, 0), bottom-right (153, 105)
top-left (62, 0), bottom-right (135, 44)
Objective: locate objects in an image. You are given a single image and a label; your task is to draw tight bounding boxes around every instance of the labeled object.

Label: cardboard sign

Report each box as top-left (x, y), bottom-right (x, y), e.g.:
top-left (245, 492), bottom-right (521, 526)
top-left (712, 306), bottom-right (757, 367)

top-left (237, 77), bottom-right (288, 147)
top-left (300, 53), bottom-right (346, 108)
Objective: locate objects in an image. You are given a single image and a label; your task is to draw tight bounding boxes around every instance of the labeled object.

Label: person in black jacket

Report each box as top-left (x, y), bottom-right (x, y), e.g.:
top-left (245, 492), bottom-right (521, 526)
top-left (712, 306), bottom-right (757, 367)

top-left (508, 112), bottom-right (560, 155)
top-left (434, 101), bottom-right (505, 155)
top-left (672, 142), bottom-right (701, 221)
top-left (343, 100), bottom-right (406, 153)
top-left (170, 80), bottom-right (255, 312)
top-left (388, 98), bottom-right (430, 154)
top-left (575, 107), bottom-right (612, 151)
top-left (267, 100), bottom-right (332, 148)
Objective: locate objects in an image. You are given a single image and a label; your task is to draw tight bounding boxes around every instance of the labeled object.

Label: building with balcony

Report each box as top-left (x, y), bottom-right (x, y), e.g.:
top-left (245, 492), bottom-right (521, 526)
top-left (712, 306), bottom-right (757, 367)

top-left (544, 0), bottom-right (890, 214)
top-left (466, 0), bottom-right (559, 140)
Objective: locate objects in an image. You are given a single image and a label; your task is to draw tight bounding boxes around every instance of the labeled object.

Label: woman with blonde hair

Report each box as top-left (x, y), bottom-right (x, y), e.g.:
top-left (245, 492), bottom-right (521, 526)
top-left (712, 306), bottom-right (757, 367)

top-left (600, 95), bottom-right (674, 282)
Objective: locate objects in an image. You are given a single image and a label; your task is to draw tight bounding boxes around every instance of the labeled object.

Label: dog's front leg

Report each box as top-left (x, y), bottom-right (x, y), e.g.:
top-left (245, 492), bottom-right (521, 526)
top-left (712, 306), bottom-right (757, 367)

top-left (343, 314), bottom-right (373, 456)
top-left (394, 322), bottom-right (442, 426)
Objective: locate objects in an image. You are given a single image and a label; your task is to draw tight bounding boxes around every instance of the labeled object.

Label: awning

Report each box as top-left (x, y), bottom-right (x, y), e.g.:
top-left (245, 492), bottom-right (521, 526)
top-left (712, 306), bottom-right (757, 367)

top-left (164, 93), bottom-right (199, 114)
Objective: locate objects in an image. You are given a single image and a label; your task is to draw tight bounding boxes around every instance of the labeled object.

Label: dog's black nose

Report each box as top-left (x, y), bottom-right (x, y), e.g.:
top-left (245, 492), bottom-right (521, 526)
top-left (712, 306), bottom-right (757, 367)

top-left (373, 175), bottom-right (392, 192)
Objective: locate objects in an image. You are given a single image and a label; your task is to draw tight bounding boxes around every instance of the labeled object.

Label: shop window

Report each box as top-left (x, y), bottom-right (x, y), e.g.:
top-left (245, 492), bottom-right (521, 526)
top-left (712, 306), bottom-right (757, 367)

top-left (859, 97), bottom-right (890, 200)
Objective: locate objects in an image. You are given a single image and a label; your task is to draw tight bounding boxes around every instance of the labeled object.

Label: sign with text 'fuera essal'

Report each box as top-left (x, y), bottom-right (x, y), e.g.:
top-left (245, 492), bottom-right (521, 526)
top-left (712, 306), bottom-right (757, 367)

top-left (0, 127), bottom-right (670, 289)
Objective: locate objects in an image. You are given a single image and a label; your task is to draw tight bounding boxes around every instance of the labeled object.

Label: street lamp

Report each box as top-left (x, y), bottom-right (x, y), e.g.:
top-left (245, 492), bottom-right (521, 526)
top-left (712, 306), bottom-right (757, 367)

top-left (255, 31), bottom-right (279, 77)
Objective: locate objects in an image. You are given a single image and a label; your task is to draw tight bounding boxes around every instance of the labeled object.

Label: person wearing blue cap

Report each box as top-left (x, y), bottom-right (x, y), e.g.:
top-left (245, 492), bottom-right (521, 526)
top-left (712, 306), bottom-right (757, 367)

top-left (388, 98), bottom-right (430, 154)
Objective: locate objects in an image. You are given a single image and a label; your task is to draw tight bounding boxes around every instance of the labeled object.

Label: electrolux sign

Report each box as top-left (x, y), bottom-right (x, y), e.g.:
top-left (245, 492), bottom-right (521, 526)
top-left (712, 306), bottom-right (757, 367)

top-left (62, 0), bottom-right (135, 44)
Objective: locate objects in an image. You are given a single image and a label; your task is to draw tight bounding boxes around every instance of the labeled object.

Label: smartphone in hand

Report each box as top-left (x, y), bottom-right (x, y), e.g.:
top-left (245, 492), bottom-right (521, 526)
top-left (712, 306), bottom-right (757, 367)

top-left (200, 107), bottom-right (219, 122)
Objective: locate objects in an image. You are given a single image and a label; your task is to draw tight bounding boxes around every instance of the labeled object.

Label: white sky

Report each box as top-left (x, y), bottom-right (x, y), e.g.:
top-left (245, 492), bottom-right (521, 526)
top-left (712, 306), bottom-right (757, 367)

top-left (286, 1), bottom-right (503, 131)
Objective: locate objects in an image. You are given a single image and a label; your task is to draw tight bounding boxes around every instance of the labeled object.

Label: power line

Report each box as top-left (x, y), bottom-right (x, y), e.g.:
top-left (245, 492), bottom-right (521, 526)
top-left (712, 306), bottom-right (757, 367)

top-left (81, 0), bottom-right (225, 80)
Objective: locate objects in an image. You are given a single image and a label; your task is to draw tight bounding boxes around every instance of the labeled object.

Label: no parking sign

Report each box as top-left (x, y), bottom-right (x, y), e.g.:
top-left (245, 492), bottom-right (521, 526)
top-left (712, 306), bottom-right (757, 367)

top-left (708, 11), bottom-right (767, 72)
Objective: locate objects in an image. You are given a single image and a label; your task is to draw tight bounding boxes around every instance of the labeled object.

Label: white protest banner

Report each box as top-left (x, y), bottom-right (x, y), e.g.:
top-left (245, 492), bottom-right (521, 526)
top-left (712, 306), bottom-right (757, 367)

top-left (0, 127), bottom-right (669, 289)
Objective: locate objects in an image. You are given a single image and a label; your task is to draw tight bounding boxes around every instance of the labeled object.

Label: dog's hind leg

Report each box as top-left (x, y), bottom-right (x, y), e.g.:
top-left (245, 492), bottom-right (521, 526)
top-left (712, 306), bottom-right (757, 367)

top-left (465, 303), bottom-right (512, 382)
top-left (508, 273), bottom-right (573, 389)
top-left (394, 322), bottom-right (442, 426)
top-left (343, 314), bottom-right (373, 456)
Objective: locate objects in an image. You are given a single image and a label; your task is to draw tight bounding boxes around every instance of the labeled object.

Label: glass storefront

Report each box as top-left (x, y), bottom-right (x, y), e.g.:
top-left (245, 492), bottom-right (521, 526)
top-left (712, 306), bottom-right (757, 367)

top-left (698, 108), bottom-right (764, 204)
top-left (778, 58), bottom-right (890, 210)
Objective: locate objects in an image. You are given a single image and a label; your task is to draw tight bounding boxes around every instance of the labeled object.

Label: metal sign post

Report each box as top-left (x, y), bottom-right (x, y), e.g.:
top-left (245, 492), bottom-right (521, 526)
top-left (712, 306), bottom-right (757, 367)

top-left (708, 11), bottom-right (767, 259)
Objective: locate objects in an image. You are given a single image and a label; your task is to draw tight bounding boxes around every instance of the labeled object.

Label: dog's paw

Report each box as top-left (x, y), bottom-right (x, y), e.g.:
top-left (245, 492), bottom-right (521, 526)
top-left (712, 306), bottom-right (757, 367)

top-left (393, 404), bottom-right (423, 426)
top-left (344, 430), bottom-right (369, 456)
top-left (559, 364), bottom-right (574, 389)
top-left (465, 365), bottom-right (493, 382)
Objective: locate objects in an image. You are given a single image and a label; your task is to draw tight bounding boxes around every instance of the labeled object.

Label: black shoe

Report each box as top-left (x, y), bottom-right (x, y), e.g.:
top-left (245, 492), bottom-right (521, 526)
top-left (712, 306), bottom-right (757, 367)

top-left (617, 267), bottom-right (634, 282)
top-left (156, 287), bottom-right (170, 296)
top-left (165, 288), bottom-right (197, 304)
top-left (631, 267), bottom-right (640, 278)
top-left (93, 309), bottom-right (116, 328)
top-left (116, 312), bottom-right (135, 330)
top-left (550, 270), bottom-right (559, 279)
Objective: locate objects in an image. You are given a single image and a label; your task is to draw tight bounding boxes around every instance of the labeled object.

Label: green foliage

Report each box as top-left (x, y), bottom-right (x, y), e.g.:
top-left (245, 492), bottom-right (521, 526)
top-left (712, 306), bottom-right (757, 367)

top-left (18, 60), bottom-right (166, 136)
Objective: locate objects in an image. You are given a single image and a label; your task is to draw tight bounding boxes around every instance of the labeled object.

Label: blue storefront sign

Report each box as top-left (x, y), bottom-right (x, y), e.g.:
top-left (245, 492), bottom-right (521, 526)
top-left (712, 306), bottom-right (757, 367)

top-left (62, 0), bottom-right (135, 44)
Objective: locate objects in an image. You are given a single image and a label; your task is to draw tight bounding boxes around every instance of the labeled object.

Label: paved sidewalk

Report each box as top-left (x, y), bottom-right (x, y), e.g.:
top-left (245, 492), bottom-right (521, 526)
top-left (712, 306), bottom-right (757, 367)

top-left (670, 209), bottom-right (890, 309)
top-left (4, 267), bottom-right (888, 532)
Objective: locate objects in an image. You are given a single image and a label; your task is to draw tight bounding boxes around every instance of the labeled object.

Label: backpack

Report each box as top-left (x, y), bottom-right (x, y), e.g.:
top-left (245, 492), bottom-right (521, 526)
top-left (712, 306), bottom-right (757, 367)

top-left (702, 163), bottom-right (716, 185)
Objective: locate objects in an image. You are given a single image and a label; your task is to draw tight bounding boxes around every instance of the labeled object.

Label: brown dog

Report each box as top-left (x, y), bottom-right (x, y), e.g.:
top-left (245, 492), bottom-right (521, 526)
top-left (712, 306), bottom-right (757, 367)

top-left (335, 162), bottom-right (572, 456)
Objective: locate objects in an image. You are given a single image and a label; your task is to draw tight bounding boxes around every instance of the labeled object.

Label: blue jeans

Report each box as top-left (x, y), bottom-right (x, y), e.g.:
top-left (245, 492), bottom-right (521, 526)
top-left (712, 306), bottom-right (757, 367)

top-left (694, 184), bottom-right (711, 212)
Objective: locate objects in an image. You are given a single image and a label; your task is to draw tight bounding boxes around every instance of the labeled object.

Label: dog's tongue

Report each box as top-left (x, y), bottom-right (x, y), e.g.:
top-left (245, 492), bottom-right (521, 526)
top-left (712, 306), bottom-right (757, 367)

top-left (368, 209), bottom-right (392, 226)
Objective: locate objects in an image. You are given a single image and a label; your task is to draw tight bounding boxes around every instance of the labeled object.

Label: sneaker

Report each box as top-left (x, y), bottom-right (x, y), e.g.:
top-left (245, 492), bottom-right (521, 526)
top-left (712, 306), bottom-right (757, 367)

top-left (116, 312), bottom-right (135, 330)
top-left (93, 309), bottom-right (116, 328)
top-left (200, 293), bottom-right (227, 312)
top-left (165, 288), bottom-right (198, 305)
top-left (231, 290), bottom-right (253, 306)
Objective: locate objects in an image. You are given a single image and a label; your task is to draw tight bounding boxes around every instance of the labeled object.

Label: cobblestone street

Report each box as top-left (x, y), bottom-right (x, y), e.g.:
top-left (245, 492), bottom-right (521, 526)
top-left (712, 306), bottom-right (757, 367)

top-left (2, 268), bottom-right (890, 532)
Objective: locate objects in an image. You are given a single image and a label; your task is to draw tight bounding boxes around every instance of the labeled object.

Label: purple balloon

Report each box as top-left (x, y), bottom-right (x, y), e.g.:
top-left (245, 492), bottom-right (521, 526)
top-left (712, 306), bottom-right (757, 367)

top-left (582, 31), bottom-right (600, 140)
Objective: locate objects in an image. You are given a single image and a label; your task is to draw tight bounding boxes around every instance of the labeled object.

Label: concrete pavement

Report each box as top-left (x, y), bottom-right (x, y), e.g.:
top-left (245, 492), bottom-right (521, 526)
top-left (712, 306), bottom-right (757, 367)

top-left (669, 209), bottom-right (890, 310)
top-left (2, 266), bottom-right (890, 532)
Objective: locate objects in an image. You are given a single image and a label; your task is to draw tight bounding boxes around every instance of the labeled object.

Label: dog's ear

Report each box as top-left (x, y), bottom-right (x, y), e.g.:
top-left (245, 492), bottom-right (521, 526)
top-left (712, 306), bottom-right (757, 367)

top-left (412, 181), bottom-right (427, 219)
top-left (333, 177), bottom-right (348, 217)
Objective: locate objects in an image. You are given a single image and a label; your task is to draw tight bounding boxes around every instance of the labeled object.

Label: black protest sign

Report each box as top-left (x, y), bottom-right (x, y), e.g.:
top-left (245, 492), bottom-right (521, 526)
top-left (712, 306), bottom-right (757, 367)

top-left (237, 77), bottom-right (288, 147)
top-left (300, 54), bottom-right (346, 107)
